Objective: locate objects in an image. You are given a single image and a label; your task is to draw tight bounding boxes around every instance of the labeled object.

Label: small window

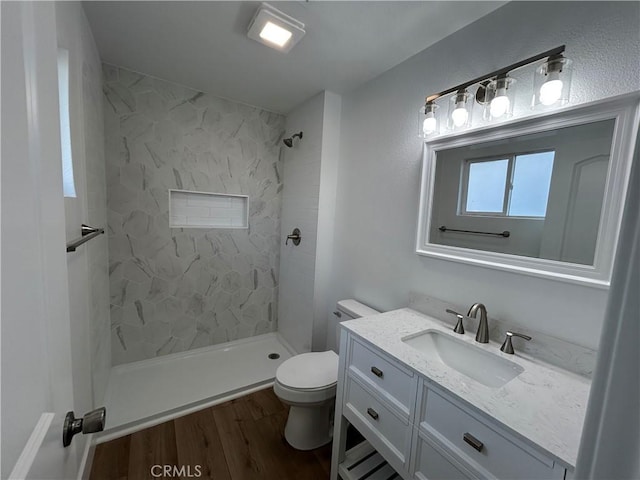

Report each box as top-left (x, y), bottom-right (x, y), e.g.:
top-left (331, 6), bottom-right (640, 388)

top-left (57, 48), bottom-right (76, 198)
top-left (461, 151), bottom-right (555, 218)
top-left (465, 159), bottom-right (509, 213)
top-left (508, 152), bottom-right (554, 217)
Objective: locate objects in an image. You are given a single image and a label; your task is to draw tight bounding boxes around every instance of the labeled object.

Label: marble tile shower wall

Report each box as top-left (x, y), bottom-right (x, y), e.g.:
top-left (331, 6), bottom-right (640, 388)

top-left (103, 64), bottom-right (286, 365)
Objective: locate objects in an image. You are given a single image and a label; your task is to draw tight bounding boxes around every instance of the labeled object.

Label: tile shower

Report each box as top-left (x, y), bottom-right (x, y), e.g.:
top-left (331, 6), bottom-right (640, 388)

top-left (104, 64), bottom-right (286, 365)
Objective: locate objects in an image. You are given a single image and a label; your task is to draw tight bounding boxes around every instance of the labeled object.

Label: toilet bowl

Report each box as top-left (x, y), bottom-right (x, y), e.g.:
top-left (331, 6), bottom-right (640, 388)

top-left (274, 351), bottom-right (339, 450)
top-left (274, 299), bottom-right (380, 450)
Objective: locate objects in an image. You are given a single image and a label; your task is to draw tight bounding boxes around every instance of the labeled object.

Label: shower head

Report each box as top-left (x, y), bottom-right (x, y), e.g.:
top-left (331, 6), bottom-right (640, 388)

top-left (283, 131), bottom-right (303, 148)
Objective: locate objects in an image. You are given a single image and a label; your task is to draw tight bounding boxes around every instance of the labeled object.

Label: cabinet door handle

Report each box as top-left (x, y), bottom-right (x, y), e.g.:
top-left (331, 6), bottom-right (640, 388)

top-left (463, 432), bottom-right (484, 452)
top-left (367, 408), bottom-right (379, 420)
top-left (370, 366), bottom-right (383, 378)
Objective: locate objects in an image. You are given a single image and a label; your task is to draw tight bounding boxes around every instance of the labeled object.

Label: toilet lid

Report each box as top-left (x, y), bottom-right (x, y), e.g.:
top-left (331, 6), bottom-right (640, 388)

top-left (276, 351), bottom-right (339, 390)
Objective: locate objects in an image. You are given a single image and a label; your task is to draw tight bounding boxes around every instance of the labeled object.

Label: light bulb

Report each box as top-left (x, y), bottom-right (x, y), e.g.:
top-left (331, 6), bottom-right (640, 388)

top-left (451, 107), bottom-right (468, 127)
top-left (490, 95), bottom-right (510, 118)
top-left (423, 116), bottom-right (437, 135)
top-left (539, 78), bottom-right (563, 106)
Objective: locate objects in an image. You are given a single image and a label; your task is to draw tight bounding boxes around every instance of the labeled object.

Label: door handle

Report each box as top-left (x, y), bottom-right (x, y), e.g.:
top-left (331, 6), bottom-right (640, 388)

top-left (367, 407), bottom-right (379, 420)
top-left (63, 407), bottom-right (106, 447)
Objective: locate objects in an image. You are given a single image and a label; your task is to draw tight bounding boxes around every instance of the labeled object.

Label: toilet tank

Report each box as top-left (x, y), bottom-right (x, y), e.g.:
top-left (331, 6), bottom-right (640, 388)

top-left (335, 299), bottom-right (380, 320)
top-left (333, 299), bottom-right (380, 352)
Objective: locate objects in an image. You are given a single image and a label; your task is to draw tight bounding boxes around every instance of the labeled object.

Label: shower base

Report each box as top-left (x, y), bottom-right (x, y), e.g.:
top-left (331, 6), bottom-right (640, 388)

top-left (97, 332), bottom-right (295, 442)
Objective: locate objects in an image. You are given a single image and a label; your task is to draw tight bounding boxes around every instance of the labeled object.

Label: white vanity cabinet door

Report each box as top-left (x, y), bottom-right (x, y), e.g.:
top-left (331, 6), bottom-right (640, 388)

top-left (418, 384), bottom-right (566, 480)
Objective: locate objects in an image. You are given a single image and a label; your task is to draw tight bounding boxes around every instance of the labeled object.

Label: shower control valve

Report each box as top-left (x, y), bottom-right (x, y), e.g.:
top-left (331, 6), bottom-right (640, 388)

top-left (285, 228), bottom-right (302, 246)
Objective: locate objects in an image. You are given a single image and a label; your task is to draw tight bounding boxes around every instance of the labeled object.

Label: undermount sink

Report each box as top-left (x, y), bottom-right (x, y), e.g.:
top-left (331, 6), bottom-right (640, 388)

top-left (402, 329), bottom-right (524, 388)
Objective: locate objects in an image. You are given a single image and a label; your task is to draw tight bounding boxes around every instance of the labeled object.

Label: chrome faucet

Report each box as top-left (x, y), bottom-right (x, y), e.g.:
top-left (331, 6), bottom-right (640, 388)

top-left (467, 303), bottom-right (489, 343)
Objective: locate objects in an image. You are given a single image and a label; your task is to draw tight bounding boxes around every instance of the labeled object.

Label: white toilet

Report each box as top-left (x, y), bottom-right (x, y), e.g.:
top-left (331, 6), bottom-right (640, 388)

top-left (274, 299), bottom-right (380, 450)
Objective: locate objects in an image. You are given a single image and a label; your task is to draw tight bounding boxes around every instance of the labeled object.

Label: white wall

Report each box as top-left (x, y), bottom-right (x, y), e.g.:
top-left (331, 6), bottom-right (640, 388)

top-left (329, 1), bottom-right (640, 351)
top-left (313, 92), bottom-right (342, 350)
top-left (278, 93), bottom-right (325, 353)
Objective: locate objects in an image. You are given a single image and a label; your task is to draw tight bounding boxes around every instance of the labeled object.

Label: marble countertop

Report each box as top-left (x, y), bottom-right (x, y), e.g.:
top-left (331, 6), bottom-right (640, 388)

top-left (341, 308), bottom-right (591, 469)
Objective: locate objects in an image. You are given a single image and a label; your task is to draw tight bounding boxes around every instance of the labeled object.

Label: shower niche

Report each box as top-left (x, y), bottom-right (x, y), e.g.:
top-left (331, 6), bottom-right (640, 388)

top-left (169, 189), bottom-right (249, 229)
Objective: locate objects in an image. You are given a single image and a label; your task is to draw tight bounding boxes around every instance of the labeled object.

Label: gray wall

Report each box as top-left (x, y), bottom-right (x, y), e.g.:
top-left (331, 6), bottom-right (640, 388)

top-left (277, 91), bottom-right (342, 353)
top-left (104, 65), bottom-right (285, 364)
top-left (329, 1), bottom-right (640, 351)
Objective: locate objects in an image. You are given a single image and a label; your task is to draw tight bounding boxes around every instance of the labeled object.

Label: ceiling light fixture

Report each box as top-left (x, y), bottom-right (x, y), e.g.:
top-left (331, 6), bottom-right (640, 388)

top-left (259, 21), bottom-right (293, 47)
top-left (247, 3), bottom-right (305, 53)
top-left (418, 46), bottom-right (572, 138)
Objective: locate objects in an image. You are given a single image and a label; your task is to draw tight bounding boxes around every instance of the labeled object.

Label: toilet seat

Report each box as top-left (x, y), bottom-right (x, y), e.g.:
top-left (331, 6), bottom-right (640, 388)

top-left (275, 351), bottom-right (339, 390)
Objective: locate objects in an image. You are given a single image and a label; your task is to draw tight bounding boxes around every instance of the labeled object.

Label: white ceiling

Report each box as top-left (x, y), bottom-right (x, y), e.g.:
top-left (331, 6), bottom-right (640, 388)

top-left (83, 1), bottom-right (506, 113)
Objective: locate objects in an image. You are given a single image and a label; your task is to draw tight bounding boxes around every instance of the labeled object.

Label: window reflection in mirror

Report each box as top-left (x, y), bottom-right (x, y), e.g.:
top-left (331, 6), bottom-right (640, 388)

top-left (429, 119), bottom-right (615, 265)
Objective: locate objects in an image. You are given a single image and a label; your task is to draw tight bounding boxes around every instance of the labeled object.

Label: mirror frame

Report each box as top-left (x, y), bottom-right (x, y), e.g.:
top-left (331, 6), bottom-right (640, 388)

top-left (416, 93), bottom-right (640, 288)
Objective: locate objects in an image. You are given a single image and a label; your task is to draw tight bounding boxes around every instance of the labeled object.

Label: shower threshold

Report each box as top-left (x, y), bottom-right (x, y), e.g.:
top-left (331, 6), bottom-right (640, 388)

top-left (97, 333), bottom-right (295, 442)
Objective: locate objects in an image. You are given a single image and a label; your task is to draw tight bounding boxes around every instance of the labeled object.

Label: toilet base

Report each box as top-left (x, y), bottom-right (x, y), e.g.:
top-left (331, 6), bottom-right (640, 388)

top-left (283, 402), bottom-right (334, 450)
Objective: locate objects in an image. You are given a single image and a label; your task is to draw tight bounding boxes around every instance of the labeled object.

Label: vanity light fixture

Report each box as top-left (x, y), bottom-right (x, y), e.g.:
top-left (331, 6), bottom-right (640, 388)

top-left (488, 74), bottom-right (516, 119)
top-left (533, 54), bottom-right (573, 107)
top-left (449, 89), bottom-right (473, 129)
top-left (247, 3), bottom-right (305, 53)
top-left (418, 45), bottom-right (570, 137)
top-left (419, 100), bottom-right (440, 137)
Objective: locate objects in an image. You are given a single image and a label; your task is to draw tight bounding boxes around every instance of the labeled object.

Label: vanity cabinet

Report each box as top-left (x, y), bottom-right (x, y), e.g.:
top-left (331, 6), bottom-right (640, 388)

top-left (331, 332), bottom-right (570, 480)
top-left (414, 386), bottom-right (566, 480)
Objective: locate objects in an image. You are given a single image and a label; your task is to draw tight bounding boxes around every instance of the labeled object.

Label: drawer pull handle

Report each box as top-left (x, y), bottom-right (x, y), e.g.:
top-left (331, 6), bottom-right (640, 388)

top-left (370, 366), bottom-right (383, 378)
top-left (463, 433), bottom-right (484, 452)
top-left (367, 408), bottom-right (379, 420)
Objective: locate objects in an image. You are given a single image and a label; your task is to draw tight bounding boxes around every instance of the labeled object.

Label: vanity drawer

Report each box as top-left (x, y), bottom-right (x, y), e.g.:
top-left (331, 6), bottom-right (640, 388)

top-left (420, 387), bottom-right (564, 479)
top-left (344, 375), bottom-right (412, 469)
top-left (349, 338), bottom-right (414, 414)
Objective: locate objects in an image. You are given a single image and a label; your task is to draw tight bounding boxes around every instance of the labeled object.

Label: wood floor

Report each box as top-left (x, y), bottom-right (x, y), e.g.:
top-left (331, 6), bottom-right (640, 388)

top-left (90, 388), bottom-right (332, 480)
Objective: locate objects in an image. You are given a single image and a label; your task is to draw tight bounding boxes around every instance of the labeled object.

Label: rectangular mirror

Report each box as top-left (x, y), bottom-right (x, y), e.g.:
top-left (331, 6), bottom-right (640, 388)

top-left (416, 94), bottom-right (639, 287)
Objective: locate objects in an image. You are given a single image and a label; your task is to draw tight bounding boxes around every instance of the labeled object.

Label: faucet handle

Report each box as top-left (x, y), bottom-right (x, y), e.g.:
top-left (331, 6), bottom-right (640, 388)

top-left (500, 331), bottom-right (532, 354)
top-left (446, 309), bottom-right (466, 335)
